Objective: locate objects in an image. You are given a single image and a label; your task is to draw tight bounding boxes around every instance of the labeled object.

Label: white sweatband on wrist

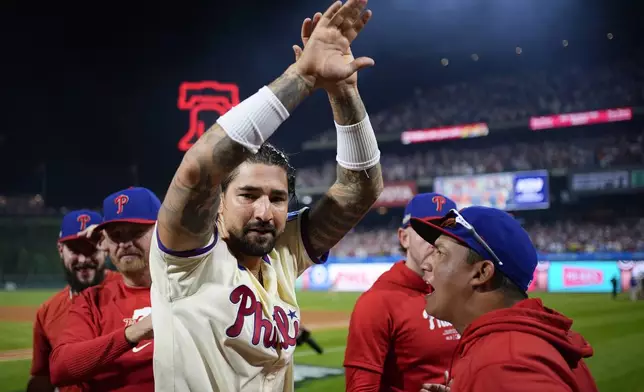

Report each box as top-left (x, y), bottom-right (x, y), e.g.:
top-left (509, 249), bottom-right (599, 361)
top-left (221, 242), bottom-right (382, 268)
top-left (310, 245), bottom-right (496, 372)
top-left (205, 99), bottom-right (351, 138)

top-left (216, 86), bottom-right (290, 154)
top-left (335, 115), bottom-right (381, 171)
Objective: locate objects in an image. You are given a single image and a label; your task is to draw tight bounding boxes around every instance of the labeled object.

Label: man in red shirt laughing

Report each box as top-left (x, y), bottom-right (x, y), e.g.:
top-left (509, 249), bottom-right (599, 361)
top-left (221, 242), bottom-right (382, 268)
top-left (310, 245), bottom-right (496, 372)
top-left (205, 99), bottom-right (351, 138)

top-left (412, 206), bottom-right (598, 392)
top-left (49, 187), bottom-right (159, 392)
top-left (344, 193), bottom-right (459, 392)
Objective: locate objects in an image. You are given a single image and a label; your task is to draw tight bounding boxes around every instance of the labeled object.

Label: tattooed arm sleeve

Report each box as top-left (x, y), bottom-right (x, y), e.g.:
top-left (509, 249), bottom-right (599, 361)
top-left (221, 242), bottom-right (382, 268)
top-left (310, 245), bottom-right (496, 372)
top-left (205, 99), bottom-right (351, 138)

top-left (305, 87), bottom-right (384, 257)
top-left (157, 66), bottom-right (314, 251)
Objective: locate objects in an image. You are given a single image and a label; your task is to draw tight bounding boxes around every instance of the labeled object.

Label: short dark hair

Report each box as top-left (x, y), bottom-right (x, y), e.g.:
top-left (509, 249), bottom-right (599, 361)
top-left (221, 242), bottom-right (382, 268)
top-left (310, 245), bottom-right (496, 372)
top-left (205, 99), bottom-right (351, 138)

top-left (220, 143), bottom-right (296, 198)
top-left (465, 249), bottom-right (527, 301)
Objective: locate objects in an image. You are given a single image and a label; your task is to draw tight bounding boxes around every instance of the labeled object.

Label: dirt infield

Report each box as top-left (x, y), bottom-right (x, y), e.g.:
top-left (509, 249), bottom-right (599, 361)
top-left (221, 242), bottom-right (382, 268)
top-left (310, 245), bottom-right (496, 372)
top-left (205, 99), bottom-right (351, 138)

top-left (0, 305), bottom-right (36, 322)
top-left (0, 306), bottom-right (350, 362)
top-left (300, 310), bottom-right (350, 331)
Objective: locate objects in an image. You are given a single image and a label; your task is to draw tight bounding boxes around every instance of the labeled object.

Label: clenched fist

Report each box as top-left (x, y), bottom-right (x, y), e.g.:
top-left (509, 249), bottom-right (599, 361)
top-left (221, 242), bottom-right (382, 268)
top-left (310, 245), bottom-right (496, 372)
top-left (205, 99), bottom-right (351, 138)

top-left (125, 314), bottom-right (154, 344)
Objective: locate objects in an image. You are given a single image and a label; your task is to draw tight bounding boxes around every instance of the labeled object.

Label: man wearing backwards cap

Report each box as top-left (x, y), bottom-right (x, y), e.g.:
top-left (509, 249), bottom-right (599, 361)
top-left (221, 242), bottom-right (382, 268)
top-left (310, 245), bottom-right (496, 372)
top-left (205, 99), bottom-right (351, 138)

top-left (50, 187), bottom-right (159, 392)
top-left (344, 193), bottom-right (460, 392)
top-left (411, 206), bottom-right (598, 392)
top-left (28, 210), bottom-right (117, 392)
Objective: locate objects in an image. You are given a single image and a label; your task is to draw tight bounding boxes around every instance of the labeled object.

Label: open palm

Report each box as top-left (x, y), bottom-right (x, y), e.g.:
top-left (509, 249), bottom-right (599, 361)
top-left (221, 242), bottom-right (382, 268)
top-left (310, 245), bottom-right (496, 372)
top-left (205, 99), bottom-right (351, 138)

top-left (294, 0), bottom-right (374, 87)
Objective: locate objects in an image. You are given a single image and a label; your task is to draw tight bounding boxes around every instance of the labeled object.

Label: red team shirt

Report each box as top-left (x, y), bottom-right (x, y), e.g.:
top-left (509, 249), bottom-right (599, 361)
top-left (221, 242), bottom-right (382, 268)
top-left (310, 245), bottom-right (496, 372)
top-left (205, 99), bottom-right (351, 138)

top-left (49, 277), bottom-right (154, 392)
top-left (31, 270), bottom-right (120, 392)
top-left (344, 261), bottom-right (460, 392)
top-left (448, 298), bottom-right (598, 392)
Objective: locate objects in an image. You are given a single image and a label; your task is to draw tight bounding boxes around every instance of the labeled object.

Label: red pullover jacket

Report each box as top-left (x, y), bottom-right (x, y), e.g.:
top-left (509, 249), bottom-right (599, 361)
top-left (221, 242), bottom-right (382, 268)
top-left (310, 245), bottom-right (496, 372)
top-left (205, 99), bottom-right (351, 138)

top-left (449, 298), bottom-right (598, 392)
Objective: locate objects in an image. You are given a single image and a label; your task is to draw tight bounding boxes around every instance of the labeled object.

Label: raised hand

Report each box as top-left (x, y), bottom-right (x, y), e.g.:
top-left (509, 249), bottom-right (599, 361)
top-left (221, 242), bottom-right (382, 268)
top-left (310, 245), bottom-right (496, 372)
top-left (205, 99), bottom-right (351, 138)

top-left (294, 0), bottom-right (374, 88)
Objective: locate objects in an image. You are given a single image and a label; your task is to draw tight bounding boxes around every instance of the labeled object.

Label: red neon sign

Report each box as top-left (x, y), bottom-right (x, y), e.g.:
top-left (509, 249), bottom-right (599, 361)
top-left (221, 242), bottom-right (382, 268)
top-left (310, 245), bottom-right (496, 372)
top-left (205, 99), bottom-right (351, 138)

top-left (177, 81), bottom-right (240, 152)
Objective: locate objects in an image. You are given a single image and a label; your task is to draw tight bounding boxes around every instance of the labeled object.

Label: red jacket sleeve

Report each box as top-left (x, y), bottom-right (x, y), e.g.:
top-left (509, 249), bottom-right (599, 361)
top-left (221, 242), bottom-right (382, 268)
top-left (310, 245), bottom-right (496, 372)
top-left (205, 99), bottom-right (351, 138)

top-left (345, 367), bottom-right (382, 392)
top-left (49, 291), bottom-right (133, 386)
top-left (30, 309), bottom-right (51, 377)
top-left (458, 363), bottom-right (574, 392)
top-left (343, 291), bottom-right (393, 390)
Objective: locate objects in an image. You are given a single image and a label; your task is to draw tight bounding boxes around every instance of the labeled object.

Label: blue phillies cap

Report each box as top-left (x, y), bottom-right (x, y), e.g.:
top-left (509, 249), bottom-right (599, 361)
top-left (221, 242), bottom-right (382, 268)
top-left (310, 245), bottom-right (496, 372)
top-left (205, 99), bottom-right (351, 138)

top-left (96, 187), bottom-right (161, 229)
top-left (401, 193), bottom-right (457, 228)
top-left (59, 209), bottom-right (103, 242)
top-left (410, 206), bottom-right (538, 293)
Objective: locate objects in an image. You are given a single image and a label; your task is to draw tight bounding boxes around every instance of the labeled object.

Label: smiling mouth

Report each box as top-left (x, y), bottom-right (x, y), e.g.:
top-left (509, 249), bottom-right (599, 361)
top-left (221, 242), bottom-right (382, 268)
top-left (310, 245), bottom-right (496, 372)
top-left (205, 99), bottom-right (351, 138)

top-left (74, 265), bottom-right (96, 272)
top-left (248, 230), bottom-right (273, 235)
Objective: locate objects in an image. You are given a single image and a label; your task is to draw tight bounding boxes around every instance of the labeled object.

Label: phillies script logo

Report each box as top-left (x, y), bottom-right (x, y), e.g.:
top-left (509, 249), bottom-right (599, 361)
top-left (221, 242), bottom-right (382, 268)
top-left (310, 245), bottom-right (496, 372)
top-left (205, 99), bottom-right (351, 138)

top-left (225, 285), bottom-right (299, 350)
top-left (114, 195), bottom-right (129, 214)
top-left (177, 81), bottom-right (240, 152)
top-left (563, 267), bottom-right (604, 287)
top-left (373, 181), bottom-right (417, 208)
top-left (122, 306), bottom-right (152, 327)
top-left (76, 214), bottom-right (91, 231)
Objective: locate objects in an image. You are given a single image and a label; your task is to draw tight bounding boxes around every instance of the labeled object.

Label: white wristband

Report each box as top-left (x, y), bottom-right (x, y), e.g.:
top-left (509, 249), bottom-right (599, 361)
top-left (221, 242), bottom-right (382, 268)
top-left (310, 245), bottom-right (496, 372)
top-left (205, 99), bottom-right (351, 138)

top-left (335, 115), bottom-right (381, 171)
top-left (216, 86), bottom-right (289, 154)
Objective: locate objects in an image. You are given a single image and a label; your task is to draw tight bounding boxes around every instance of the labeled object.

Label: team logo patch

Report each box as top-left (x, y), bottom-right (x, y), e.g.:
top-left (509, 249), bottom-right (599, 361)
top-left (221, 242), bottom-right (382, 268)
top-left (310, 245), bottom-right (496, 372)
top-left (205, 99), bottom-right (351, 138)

top-left (77, 214), bottom-right (91, 231)
top-left (114, 194), bottom-right (129, 214)
top-left (123, 306), bottom-right (151, 327)
top-left (432, 195), bottom-right (446, 212)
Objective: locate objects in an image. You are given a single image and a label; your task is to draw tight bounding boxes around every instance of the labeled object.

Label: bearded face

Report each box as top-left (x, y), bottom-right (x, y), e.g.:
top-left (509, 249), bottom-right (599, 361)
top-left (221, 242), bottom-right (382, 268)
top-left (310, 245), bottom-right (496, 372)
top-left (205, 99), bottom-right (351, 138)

top-left (59, 238), bottom-right (107, 293)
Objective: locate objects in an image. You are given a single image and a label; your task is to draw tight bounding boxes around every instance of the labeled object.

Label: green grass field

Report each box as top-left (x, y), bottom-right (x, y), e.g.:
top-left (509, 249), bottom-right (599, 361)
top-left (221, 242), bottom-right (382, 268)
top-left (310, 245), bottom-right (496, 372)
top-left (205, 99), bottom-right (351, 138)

top-left (1, 290), bottom-right (643, 391)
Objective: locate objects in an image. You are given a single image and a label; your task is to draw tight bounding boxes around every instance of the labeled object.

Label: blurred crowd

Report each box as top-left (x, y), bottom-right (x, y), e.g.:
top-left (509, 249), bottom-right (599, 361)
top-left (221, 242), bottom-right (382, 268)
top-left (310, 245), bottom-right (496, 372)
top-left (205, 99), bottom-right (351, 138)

top-left (331, 218), bottom-right (644, 257)
top-left (311, 57), bottom-right (644, 144)
top-left (297, 130), bottom-right (644, 187)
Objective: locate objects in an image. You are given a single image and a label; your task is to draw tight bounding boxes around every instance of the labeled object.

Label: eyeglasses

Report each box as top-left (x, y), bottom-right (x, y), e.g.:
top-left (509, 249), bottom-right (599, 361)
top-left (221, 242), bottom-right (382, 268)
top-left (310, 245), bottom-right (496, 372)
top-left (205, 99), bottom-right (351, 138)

top-left (449, 209), bottom-right (504, 267)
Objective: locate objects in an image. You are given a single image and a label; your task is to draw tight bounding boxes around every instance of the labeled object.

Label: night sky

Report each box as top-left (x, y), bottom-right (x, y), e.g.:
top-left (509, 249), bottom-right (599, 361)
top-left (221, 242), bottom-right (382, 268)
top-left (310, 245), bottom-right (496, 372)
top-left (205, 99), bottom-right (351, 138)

top-left (1, 0), bottom-right (642, 209)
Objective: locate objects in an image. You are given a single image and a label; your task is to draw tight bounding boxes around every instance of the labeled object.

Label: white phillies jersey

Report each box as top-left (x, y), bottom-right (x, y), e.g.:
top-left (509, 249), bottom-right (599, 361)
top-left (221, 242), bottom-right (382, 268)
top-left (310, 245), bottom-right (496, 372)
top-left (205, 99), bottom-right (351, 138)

top-left (149, 208), bottom-right (327, 392)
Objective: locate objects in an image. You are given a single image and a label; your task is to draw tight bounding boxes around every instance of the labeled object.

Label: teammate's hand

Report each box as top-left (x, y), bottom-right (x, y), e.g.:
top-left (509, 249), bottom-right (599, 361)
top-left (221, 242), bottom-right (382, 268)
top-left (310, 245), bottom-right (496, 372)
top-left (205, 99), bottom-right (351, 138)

top-left (125, 315), bottom-right (154, 344)
top-left (293, 0), bottom-right (374, 88)
top-left (420, 371), bottom-right (452, 392)
top-left (77, 224), bottom-right (102, 243)
top-left (420, 384), bottom-right (450, 392)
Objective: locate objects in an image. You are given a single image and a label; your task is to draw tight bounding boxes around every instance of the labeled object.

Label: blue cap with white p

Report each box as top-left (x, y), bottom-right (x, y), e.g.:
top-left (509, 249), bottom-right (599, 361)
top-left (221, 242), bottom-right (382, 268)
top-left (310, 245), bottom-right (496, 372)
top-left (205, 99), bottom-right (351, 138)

top-left (401, 192), bottom-right (457, 228)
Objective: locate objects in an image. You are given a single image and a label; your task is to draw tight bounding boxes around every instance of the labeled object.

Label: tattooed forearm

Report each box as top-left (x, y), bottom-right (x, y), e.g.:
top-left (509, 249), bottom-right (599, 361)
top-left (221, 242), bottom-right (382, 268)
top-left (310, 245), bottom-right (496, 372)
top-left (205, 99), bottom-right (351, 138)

top-left (158, 66), bottom-right (315, 251)
top-left (328, 88), bottom-right (367, 125)
top-left (268, 65), bottom-right (315, 113)
top-left (158, 128), bottom-right (250, 251)
top-left (306, 164), bottom-right (384, 257)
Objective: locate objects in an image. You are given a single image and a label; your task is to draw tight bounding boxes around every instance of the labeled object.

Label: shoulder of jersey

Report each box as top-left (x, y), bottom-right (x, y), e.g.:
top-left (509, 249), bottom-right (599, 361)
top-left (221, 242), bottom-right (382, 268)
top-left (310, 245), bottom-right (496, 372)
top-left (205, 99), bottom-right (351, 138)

top-left (78, 279), bottom-right (116, 303)
top-left (37, 287), bottom-right (73, 319)
top-left (104, 270), bottom-right (122, 284)
top-left (357, 283), bottom-right (405, 306)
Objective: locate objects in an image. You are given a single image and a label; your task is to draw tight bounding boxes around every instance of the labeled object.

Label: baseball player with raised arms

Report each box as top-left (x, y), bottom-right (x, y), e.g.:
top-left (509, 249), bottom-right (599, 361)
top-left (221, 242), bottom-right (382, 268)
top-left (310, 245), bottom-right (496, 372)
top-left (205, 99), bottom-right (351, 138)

top-left (28, 210), bottom-right (117, 392)
top-left (50, 187), bottom-right (160, 392)
top-left (149, 0), bottom-right (383, 391)
top-left (344, 193), bottom-right (460, 392)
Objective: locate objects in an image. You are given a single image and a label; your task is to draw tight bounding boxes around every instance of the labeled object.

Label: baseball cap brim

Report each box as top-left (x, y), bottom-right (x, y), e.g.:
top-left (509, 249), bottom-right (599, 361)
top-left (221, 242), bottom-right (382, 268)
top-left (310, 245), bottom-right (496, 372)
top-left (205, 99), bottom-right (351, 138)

top-left (58, 234), bottom-right (83, 243)
top-left (410, 216), bottom-right (465, 246)
top-left (94, 218), bottom-right (156, 232)
top-left (402, 215), bottom-right (445, 229)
